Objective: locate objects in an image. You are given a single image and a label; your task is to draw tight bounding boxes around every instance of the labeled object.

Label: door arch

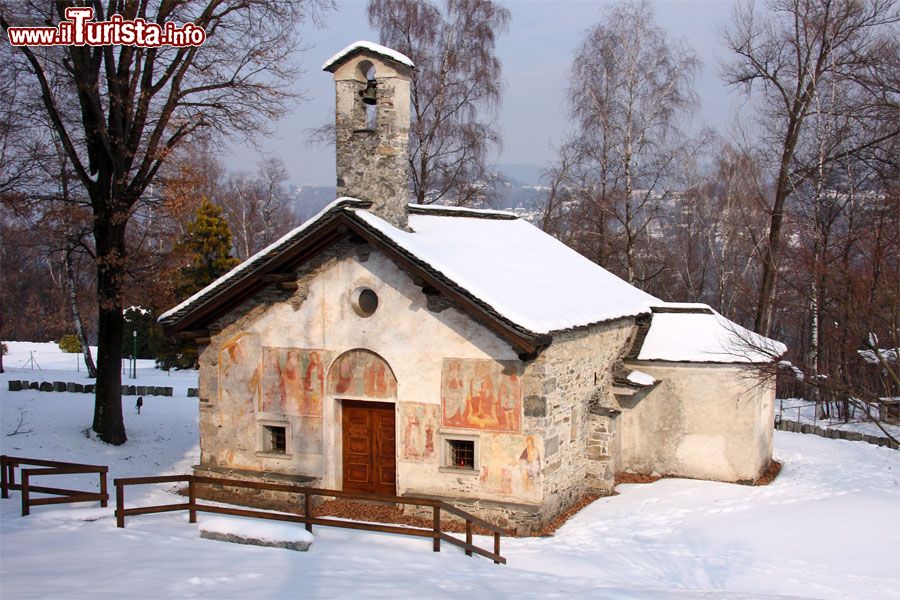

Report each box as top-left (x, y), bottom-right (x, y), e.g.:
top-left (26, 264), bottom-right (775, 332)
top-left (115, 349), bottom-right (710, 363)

top-left (327, 349), bottom-right (397, 399)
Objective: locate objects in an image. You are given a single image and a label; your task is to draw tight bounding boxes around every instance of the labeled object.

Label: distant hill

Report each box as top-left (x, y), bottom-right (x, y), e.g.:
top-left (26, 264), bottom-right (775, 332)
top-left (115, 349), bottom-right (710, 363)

top-left (288, 185), bottom-right (336, 221)
top-left (496, 163), bottom-right (543, 187)
top-left (288, 165), bottom-right (549, 223)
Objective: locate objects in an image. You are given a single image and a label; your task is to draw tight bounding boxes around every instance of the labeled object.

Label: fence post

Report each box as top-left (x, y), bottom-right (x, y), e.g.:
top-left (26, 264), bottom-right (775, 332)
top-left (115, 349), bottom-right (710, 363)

top-left (432, 505), bottom-right (441, 552)
top-left (188, 478), bottom-right (197, 524)
top-left (1, 456), bottom-right (8, 499)
top-left (116, 481), bottom-right (125, 528)
top-left (99, 469), bottom-right (108, 508)
top-left (465, 521), bottom-right (473, 557)
top-left (304, 493), bottom-right (313, 533)
top-left (21, 470), bottom-right (30, 516)
top-left (493, 532), bottom-right (501, 564)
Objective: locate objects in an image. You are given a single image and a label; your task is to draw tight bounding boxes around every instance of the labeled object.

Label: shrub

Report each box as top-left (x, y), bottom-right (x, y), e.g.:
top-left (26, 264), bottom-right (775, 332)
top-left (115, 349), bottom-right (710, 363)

top-left (1, 342), bottom-right (7, 355)
top-left (59, 334), bottom-right (82, 353)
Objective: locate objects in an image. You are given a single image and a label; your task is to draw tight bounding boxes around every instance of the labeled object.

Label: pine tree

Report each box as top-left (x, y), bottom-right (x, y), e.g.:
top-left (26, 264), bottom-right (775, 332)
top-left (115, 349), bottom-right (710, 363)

top-left (177, 199), bottom-right (241, 298)
top-left (160, 200), bottom-right (240, 370)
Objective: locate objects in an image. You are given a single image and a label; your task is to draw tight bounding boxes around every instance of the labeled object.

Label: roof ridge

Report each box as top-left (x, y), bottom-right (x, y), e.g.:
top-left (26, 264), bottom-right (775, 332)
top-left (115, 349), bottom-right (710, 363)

top-left (407, 204), bottom-right (519, 220)
top-left (651, 304), bottom-right (715, 315)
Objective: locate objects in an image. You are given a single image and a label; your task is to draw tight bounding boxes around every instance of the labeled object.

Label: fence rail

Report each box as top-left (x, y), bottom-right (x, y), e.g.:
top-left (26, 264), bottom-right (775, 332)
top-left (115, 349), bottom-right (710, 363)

top-left (114, 474), bottom-right (506, 564)
top-left (1, 455), bottom-right (109, 516)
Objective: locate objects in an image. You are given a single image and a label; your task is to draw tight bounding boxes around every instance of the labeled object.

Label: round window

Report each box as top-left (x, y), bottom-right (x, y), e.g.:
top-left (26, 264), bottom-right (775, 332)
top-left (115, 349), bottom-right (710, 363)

top-left (352, 287), bottom-right (379, 317)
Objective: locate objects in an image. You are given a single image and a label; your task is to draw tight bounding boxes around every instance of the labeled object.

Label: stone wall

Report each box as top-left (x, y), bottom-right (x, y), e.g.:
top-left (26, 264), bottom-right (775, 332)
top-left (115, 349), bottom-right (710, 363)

top-left (518, 320), bottom-right (635, 526)
top-left (332, 54), bottom-right (411, 228)
top-left (585, 413), bottom-right (615, 487)
top-left (618, 361), bottom-right (775, 483)
top-left (775, 419), bottom-right (899, 449)
top-left (6, 380), bottom-right (173, 396)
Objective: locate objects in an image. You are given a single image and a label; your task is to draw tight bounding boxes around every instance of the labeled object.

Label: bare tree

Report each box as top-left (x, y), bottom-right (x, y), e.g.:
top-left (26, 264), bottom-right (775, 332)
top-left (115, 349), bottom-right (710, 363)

top-left (1, 0), bottom-right (331, 444)
top-left (0, 57), bottom-right (45, 198)
top-left (367, 0), bottom-right (510, 206)
top-left (554, 0), bottom-right (700, 284)
top-left (723, 0), bottom-right (899, 336)
top-left (661, 140), bottom-right (770, 323)
top-left (221, 158), bottom-right (296, 260)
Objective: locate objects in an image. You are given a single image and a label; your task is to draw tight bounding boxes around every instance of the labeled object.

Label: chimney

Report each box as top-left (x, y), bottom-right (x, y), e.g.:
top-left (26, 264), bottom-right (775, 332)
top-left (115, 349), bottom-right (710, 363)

top-left (323, 41), bottom-right (414, 229)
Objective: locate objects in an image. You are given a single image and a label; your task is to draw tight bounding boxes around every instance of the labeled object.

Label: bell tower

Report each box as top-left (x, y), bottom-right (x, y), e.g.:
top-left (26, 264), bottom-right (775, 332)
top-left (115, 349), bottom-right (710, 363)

top-left (323, 41), bottom-right (414, 229)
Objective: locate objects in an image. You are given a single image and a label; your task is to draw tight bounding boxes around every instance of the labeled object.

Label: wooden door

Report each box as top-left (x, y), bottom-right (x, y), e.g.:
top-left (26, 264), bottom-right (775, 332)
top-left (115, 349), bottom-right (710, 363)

top-left (342, 400), bottom-right (396, 496)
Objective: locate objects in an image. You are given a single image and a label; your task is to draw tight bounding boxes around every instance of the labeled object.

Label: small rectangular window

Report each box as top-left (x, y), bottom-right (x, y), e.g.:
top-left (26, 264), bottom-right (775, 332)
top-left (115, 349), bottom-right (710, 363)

top-left (265, 425), bottom-right (287, 454)
top-left (448, 439), bottom-right (475, 469)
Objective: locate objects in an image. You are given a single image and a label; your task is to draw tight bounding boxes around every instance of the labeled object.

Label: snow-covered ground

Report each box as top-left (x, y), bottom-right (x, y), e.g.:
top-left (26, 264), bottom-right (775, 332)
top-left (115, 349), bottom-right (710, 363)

top-left (777, 398), bottom-right (900, 440)
top-left (2, 342), bottom-right (898, 599)
top-left (2, 341), bottom-right (195, 394)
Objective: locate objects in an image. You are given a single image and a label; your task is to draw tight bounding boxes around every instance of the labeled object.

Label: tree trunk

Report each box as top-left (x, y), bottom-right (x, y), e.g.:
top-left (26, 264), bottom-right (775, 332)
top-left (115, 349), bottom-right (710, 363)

top-left (0, 306), bottom-right (4, 374)
top-left (91, 220), bottom-right (127, 445)
top-left (65, 249), bottom-right (97, 378)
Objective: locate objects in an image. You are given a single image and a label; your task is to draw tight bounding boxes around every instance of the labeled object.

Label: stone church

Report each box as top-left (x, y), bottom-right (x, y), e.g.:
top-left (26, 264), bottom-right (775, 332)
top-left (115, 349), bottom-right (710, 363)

top-left (159, 41), bottom-right (786, 531)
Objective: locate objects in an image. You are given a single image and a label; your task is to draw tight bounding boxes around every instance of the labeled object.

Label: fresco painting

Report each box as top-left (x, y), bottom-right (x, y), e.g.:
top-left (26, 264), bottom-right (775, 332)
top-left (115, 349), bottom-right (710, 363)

top-left (399, 402), bottom-right (439, 462)
top-left (218, 333), bottom-right (261, 410)
top-left (260, 348), bottom-right (330, 416)
top-left (441, 359), bottom-right (521, 432)
top-left (479, 434), bottom-right (542, 501)
top-left (294, 417), bottom-right (325, 454)
top-left (328, 350), bottom-right (397, 398)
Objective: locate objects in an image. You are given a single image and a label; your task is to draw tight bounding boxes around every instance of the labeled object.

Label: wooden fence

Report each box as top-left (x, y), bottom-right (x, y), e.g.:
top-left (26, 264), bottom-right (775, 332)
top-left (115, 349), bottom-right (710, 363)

top-left (115, 474), bottom-right (506, 564)
top-left (1, 455), bottom-right (109, 516)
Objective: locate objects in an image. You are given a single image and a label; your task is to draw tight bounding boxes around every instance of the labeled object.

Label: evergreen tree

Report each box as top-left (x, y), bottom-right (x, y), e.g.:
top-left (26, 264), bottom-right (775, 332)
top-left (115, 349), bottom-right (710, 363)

top-left (159, 200), bottom-right (240, 370)
top-left (121, 307), bottom-right (156, 359)
top-left (177, 199), bottom-right (241, 298)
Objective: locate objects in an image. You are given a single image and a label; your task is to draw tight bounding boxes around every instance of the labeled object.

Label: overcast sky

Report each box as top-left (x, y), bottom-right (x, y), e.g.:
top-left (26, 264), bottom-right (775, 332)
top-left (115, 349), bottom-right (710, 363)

top-left (222, 0), bottom-right (745, 186)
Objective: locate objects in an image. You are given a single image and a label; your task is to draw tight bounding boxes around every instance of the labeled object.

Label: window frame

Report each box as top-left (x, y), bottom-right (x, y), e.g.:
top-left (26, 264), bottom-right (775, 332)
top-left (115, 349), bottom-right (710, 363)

top-left (257, 419), bottom-right (292, 459)
top-left (439, 433), bottom-right (480, 474)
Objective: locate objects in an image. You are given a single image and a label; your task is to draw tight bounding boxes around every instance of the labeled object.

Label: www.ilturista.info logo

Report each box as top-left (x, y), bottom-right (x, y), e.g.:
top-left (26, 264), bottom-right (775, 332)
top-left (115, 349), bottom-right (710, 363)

top-left (6, 7), bottom-right (206, 47)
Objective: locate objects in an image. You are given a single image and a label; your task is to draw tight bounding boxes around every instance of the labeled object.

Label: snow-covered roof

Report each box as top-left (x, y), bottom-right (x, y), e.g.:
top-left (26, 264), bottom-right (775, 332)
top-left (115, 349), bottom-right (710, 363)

top-left (636, 303), bottom-right (786, 364)
top-left (322, 41), bottom-right (414, 72)
top-left (627, 370), bottom-right (657, 386)
top-left (352, 209), bottom-right (657, 334)
top-left (858, 348), bottom-right (899, 364)
top-left (159, 199), bottom-right (656, 340)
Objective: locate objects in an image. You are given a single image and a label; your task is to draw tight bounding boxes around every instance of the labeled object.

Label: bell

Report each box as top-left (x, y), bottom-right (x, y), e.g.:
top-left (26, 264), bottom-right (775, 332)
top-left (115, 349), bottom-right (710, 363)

top-left (360, 80), bottom-right (377, 105)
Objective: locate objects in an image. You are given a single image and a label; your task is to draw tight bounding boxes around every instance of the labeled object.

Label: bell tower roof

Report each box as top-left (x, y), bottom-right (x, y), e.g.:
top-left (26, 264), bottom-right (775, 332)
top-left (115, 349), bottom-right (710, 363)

top-left (322, 40), bottom-right (415, 73)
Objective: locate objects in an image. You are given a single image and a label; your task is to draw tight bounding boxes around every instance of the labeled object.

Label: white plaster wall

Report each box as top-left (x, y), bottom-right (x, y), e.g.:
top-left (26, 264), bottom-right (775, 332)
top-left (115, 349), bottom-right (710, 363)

top-left (201, 247), bottom-right (529, 502)
top-left (618, 361), bottom-right (775, 482)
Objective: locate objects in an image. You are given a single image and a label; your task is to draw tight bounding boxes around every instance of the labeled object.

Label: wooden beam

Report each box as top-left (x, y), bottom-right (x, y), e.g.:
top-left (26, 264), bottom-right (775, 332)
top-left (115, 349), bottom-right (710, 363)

top-left (177, 329), bottom-right (209, 340)
top-left (261, 273), bottom-right (295, 283)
